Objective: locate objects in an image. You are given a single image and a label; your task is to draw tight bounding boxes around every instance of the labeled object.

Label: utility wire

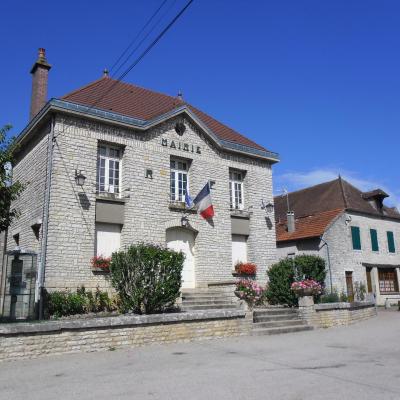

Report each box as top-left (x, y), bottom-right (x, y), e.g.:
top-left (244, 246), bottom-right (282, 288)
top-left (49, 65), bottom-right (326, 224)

top-left (88, 0), bottom-right (194, 111)
top-left (112, 0), bottom-right (178, 78)
top-left (109, 0), bottom-right (169, 75)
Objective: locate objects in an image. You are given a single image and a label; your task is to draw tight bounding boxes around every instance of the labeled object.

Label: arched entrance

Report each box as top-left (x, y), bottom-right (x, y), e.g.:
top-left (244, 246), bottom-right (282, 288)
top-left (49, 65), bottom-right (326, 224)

top-left (166, 228), bottom-right (196, 289)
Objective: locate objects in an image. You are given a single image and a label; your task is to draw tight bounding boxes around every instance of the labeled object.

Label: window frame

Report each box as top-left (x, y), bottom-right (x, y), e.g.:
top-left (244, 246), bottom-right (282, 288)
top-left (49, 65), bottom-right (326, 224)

top-left (378, 268), bottom-right (399, 293)
top-left (97, 145), bottom-right (122, 197)
top-left (229, 170), bottom-right (245, 210)
top-left (351, 226), bottom-right (362, 250)
top-left (170, 158), bottom-right (189, 203)
top-left (387, 231), bottom-right (396, 253)
top-left (370, 228), bottom-right (379, 252)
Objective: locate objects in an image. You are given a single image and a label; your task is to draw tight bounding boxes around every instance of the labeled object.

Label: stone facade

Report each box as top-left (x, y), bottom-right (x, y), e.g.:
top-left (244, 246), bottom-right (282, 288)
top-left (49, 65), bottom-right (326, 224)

top-left (277, 211), bottom-right (400, 306)
top-left (3, 110), bottom-right (277, 305)
top-left (0, 310), bottom-right (251, 362)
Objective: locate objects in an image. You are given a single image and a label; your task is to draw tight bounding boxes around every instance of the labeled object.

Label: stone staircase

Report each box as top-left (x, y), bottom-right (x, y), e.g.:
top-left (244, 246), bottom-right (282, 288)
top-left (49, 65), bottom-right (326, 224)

top-left (252, 308), bottom-right (313, 336)
top-left (181, 289), bottom-right (239, 311)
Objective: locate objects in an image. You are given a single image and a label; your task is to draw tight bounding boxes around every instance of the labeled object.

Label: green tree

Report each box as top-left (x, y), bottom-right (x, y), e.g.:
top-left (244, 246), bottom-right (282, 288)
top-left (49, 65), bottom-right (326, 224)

top-left (0, 124), bottom-right (25, 232)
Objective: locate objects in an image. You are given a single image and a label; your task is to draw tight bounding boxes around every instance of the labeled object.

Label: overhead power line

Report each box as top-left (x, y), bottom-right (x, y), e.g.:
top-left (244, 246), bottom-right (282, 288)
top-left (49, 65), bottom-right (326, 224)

top-left (109, 0), bottom-right (169, 75)
top-left (89, 0), bottom-right (194, 111)
top-left (112, 0), bottom-right (178, 78)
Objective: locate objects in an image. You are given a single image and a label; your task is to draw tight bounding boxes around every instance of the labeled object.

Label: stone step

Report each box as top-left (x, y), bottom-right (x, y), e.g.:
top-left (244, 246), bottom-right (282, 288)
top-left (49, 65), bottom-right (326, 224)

top-left (254, 308), bottom-right (298, 316)
top-left (182, 304), bottom-right (239, 311)
top-left (253, 319), bottom-right (307, 329)
top-left (254, 314), bottom-right (300, 323)
top-left (182, 300), bottom-right (235, 306)
top-left (252, 325), bottom-right (313, 336)
top-left (182, 295), bottom-right (233, 300)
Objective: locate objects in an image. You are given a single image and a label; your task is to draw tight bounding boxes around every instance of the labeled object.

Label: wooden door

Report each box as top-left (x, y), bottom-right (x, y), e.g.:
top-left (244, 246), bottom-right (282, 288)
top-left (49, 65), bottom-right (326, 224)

top-left (346, 271), bottom-right (354, 302)
top-left (366, 268), bottom-right (373, 293)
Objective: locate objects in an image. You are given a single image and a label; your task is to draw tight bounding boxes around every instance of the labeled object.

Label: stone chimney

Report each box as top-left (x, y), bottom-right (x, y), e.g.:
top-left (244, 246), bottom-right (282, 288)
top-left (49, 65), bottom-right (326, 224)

top-left (287, 211), bottom-right (295, 233)
top-left (30, 48), bottom-right (51, 120)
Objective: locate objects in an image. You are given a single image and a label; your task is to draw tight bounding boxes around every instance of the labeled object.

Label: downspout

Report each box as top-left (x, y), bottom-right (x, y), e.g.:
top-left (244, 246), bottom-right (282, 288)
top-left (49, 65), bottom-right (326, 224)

top-left (0, 228), bottom-right (8, 315)
top-left (36, 115), bottom-right (55, 319)
top-left (320, 237), bottom-right (333, 294)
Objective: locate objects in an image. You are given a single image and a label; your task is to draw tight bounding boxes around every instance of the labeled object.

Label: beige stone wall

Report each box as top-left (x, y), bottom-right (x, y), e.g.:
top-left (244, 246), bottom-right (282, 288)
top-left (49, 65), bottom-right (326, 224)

top-left (0, 312), bottom-right (252, 362)
top-left (298, 300), bottom-right (377, 329)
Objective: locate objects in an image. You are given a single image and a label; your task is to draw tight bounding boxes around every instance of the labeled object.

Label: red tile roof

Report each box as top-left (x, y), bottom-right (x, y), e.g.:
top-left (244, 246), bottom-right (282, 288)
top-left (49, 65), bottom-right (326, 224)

top-left (61, 77), bottom-right (267, 152)
top-left (276, 209), bottom-right (343, 242)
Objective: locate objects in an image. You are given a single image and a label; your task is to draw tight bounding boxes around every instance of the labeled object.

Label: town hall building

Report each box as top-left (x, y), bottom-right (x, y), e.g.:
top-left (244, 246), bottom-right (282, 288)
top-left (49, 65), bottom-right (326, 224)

top-left (0, 49), bottom-right (279, 318)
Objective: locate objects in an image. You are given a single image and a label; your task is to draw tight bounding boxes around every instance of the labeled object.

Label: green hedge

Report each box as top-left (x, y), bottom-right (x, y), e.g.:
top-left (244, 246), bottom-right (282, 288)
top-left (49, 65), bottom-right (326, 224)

top-left (45, 286), bottom-right (118, 318)
top-left (110, 243), bottom-right (184, 314)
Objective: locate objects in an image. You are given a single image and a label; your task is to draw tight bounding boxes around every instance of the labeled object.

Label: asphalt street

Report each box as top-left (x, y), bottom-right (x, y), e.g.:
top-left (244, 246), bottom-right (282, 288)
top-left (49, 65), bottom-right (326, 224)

top-left (0, 310), bottom-right (399, 400)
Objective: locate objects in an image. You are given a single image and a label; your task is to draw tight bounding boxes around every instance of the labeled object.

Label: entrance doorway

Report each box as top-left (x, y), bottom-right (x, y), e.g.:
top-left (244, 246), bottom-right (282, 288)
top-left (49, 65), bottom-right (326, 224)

top-left (166, 228), bottom-right (195, 289)
top-left (346, 271), bottom-right (354, 302)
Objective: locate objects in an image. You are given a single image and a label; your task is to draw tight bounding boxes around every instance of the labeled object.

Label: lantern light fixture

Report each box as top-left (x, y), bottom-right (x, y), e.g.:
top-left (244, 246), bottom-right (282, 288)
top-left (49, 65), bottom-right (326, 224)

top-left (75, 170), bottom-right (86, 187)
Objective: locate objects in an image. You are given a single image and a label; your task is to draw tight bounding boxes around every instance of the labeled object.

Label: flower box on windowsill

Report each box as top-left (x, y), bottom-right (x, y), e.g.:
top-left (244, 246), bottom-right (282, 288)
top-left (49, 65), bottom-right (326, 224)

top-left (232, 271), bottom-right (256, 278)
top-left (91, 266), bottom-right (110, 274)
top-left (169, 202), bottom-right (197, 213)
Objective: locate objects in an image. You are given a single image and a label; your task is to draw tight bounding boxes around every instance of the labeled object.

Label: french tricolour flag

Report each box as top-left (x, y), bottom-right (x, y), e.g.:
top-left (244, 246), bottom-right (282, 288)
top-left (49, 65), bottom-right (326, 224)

top-left (193, 182), bottom-right (215, 220)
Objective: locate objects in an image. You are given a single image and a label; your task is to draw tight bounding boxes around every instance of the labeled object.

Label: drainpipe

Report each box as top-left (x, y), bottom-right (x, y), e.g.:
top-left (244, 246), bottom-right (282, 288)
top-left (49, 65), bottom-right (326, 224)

top-left (36, 115), bottom-right (55, 319)
top-left (0, 228), bottom-right (8, 315)
top-left (320, 237), bottom-right (333, 294)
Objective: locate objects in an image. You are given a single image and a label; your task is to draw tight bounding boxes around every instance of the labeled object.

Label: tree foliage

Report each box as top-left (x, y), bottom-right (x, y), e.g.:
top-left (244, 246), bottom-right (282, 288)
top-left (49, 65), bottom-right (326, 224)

top-left (0, 125), bottom-right (25, 232)
top-left (110, 243), bottom-right (184, 314)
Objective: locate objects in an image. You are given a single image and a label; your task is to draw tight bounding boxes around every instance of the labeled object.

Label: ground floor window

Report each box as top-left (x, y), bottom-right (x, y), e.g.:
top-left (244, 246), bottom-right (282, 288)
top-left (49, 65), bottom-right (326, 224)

top-left (378, 268), bottom-right (399, 293)
top-left (232, 234), bottom-right (247, 267)
top-left (95, 223), bottom-right (121, 258)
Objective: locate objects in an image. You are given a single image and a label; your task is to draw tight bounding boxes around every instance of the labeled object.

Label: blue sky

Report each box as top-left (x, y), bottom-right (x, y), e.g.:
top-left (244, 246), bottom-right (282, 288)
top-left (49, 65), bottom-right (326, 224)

top-left (1, 0), bottom-right (399, 207)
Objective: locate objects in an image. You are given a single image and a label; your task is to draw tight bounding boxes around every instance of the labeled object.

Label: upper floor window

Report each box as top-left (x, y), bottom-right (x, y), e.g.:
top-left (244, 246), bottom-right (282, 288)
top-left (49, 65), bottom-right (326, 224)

top-left (229, 170), bottom-right (244, 210)
top-left (351, 226), bottom-right (361, 250)
top-left (370, 229), bottom-right (379, 252)
top-left (170, 159), bottom-right (188, 203)
top-left (97, 145), bottom-right (122, 196)
top-left (387, 231), bottom-right (396, 253)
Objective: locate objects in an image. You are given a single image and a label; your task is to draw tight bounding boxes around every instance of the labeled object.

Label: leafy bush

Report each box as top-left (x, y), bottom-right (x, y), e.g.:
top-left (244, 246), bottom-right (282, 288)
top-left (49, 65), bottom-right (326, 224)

top-left (235, 279), bottom-right (264, 306)
top-left (354, 281), bottom-right (366, 301)
top-left (266, 258), bottom-right (297, 307)
top-left (235, 262), bottom-right (257, 275)
top-left (266, 255), bottom-right (327, 307)
top-left (45, 286), bottom-right (117, 318)
top-left (319, 290), bottom-right (340, 303)
top-left (110, 243), bottom-right (184, 314)
top-left (294, 255), bottom-right (326, 283)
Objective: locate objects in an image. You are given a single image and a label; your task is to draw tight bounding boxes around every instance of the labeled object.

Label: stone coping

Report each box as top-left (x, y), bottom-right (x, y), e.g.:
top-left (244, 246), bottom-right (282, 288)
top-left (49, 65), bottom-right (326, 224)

top-left (315, 301), bottom-right (375, 312)
top-left (0, 309), bottom-right (246, 336)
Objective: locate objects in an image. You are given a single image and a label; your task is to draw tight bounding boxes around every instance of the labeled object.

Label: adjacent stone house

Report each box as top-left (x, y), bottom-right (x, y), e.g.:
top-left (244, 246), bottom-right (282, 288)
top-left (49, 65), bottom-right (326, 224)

top-left (0, 49), bottom-right (279, 318)
top-left (275, 178), bottom-right (400, 306)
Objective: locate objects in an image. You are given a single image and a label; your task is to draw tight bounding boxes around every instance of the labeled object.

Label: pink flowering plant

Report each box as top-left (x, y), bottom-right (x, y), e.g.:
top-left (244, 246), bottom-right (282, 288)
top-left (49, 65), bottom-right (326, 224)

top-left (291, 279), bottom-right (322, 296)
top-left (235, 279), bottom-right (265, 306)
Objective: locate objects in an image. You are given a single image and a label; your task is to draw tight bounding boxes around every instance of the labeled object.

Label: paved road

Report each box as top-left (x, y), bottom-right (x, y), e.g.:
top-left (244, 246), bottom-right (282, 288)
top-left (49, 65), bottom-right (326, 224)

top-left (0, 310), bottom-right (399, 400)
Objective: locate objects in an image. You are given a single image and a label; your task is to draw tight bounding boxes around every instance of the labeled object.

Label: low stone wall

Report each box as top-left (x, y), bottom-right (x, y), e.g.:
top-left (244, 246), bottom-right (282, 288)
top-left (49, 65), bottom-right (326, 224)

top-left (0, 310), bottom-right (251, 362)
top-left (298, 296), bottom-right (377, 328)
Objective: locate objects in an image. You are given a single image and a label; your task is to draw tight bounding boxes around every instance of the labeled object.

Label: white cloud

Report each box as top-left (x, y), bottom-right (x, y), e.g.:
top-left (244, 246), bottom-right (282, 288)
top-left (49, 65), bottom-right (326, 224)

top-left (274, 168), bottom-right (400, 210)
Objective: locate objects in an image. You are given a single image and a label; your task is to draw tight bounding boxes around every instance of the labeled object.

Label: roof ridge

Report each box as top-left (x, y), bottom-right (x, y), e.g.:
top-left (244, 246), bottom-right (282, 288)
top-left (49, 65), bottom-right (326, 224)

top-left (61, 76), bottom-right (109, 99)
top-left (338, 175), bottom-right (349, 208)
top-left (273, 178), bottom-right (339, 198)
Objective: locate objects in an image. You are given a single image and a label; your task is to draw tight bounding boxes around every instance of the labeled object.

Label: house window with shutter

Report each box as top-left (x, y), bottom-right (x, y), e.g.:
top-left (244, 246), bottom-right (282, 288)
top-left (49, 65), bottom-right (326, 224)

top-left (351, 226), bottom-right (361, 250)
top-left (370, 229), bottom-right (379, 252)
top-left (387, 231), bottom-right (396, 253)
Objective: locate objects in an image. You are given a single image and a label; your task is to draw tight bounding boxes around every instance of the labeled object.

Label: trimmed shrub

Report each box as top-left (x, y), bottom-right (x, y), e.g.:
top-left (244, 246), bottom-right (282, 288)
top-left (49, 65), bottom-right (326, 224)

top-left (319, 290), bottom-right (340, 303)
top-left (110, 243), bottom-right (184, 314)
top-left (266, 258), bottom-right (297, 307)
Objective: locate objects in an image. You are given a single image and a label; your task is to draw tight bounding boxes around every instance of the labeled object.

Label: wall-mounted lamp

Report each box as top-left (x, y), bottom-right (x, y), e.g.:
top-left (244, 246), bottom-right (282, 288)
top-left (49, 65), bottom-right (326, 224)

top-left (145, 169), bottom-right (153, 179)
top-left (75, 170), bottom-right (86, 187)
top-left (209, 180), bottom-right (216, 189)
top-left (261, 199), bottom-right (274, 214)
top-left (181, 215), bottom-right (189, 227)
